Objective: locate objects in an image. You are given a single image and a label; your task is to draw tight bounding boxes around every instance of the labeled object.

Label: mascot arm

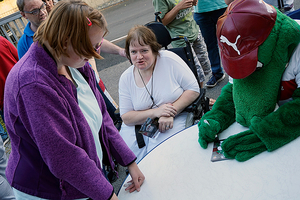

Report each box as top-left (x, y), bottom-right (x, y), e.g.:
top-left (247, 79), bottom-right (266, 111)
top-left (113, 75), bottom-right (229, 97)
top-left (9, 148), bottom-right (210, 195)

top-left (222, 87), bottom-right (300, 161)
top-left (252, 87), bottom-right (300, 151)
top-left (198, 83), bottom-right (236, 149)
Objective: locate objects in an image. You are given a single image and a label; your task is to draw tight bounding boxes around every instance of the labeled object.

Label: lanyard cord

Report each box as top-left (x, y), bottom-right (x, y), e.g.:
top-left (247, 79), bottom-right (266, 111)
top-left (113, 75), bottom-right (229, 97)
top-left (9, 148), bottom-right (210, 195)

top-left (137, 67), bottom-right (158, 108)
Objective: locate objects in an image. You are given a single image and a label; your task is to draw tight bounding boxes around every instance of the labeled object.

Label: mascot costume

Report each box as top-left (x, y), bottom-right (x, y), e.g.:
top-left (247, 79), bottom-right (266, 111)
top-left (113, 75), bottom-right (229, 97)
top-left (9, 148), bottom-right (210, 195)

top-left (198, 0), bottom-right (300, 161)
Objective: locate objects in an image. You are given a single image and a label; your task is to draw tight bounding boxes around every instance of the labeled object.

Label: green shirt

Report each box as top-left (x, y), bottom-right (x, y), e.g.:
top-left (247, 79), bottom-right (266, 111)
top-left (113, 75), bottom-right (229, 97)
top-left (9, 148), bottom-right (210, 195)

top-left (194, 0), bottom-right (227, 13)
top-left (153, 0), bottom-right (199, 48)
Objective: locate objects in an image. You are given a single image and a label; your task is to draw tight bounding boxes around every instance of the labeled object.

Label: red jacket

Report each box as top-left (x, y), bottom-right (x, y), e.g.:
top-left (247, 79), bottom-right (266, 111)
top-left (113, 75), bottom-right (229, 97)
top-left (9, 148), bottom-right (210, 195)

top-left (0, 36), bottom-right (18, 110)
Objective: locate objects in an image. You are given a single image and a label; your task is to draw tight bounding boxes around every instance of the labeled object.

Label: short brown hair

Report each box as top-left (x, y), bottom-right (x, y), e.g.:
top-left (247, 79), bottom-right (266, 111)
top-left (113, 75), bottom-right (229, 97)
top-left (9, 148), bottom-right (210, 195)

top-left (34, 0), bottom-right (107, 60)
top-left (125, 25), bottom-right (161, 61)
top-left (16, 0), bottom-right (25, 11)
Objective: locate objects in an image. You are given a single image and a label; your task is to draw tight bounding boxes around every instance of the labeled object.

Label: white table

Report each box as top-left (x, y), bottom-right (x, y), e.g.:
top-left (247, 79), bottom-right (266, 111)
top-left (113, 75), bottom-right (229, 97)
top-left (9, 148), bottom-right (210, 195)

top-left (118, 122), bottom-right (300, 200)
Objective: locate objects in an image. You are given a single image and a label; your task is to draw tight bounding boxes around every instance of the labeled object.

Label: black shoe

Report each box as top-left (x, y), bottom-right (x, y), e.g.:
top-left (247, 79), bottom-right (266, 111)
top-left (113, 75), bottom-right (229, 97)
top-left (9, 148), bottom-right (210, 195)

top-left (205, 73), bottom-right (225, 88)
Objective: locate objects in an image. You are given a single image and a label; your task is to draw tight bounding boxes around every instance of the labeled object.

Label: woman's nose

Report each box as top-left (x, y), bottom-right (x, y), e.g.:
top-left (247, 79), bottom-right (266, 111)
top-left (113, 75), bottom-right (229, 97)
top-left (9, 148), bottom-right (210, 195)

top-left (137, 52), bottom-right (143, 59)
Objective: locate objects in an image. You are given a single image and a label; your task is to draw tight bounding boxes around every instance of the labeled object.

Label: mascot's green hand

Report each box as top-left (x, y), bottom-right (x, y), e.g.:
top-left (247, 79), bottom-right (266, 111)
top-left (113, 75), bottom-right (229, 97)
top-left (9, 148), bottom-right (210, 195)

top-left (221, 130), bottom-right (267, 162)
top-left (198, 119), bottom-right (221, 149)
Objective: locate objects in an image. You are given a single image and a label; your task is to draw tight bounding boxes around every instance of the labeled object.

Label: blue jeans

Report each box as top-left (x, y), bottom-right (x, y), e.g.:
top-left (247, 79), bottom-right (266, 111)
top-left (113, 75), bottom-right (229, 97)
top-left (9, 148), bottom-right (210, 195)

top-left (194, 8), bottom-right (226, 76)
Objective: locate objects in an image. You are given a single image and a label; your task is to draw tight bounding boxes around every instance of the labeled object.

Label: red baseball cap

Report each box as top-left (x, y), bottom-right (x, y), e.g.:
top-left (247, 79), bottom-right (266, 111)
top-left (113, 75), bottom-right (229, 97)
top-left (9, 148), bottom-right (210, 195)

top-left (217, 0), bottom-right (277, 79)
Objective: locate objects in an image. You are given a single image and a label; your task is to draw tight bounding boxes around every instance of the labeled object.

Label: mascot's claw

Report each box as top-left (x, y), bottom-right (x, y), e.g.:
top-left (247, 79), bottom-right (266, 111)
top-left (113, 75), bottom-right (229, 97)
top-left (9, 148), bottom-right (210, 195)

top-left (198, 119), bottom-right (221, 149)
top-left (221, 130), bottom-right (267, 161)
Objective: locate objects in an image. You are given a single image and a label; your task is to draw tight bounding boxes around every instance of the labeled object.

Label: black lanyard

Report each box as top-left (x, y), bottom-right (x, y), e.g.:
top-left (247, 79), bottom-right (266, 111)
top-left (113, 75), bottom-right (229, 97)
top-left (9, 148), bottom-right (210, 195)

top-left (137, 68), bottom-right (158, 108)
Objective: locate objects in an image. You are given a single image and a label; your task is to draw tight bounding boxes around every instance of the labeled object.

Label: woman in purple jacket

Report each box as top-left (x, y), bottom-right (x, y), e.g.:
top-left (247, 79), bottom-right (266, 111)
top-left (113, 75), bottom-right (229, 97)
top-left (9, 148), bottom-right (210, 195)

top-left (4, 0), bottom-right (144, 199)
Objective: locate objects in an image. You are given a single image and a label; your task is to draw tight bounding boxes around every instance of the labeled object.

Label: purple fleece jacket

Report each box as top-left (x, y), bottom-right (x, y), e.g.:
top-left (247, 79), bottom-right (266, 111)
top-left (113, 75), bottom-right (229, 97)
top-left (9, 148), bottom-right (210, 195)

top-left (4, 42), bottom-right (136, 199)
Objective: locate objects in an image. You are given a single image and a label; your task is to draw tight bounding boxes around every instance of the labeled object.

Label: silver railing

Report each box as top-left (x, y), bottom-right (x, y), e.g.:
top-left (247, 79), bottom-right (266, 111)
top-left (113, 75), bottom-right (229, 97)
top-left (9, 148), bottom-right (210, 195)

top-left (0, 12), bottom-right (28, 47)
top-left (0, 7), bottom-right (19, 19)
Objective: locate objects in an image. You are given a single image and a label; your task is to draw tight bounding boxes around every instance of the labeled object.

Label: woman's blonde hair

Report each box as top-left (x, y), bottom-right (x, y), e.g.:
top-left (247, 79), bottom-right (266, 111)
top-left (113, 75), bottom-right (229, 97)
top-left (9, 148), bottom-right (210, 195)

top-left (125, 25), bottom-right (161, 61)
top-left (34, 0), bottom-right (107, 60)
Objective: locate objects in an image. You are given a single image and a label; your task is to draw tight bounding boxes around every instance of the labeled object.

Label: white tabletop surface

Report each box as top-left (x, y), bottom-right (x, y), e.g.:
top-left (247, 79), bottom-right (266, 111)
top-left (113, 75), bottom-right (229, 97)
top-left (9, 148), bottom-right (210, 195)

top-left (118, 122), bottom-right (300, 200)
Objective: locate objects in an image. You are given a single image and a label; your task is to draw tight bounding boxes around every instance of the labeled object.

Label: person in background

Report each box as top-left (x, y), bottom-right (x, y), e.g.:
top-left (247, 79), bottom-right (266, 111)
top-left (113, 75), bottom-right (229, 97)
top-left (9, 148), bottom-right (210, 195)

top-left (0, 36), bottom-right (18, 143)
top-left (119, 25), bottom-right (200, 163)
top-left (4, 1), bottom-right (144, 199)
top-left (17, 0), bottom-right (125, 63)
top-left (152, 0), bottom-right (211, 88)
top-left (0, 36), bottom-right (17, 200)
top-left (0, 137), bottom-right (15, 200)
top-left (264, 0), bottom-right (294, 14)
top-left (225, 0), bottom-right (293, 14)
top-left (194, 1), bottom-right (227, 88)
top-left (42, 0), bottom-right (54, 13)
top-left (17, 0), bottom-right (48, 59)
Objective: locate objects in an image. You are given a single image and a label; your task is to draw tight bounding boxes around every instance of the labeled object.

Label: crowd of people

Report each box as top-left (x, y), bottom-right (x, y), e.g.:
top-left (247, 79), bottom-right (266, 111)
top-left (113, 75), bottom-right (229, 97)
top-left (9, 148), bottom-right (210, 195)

top-left (0, 0), bottom-right (297, 199)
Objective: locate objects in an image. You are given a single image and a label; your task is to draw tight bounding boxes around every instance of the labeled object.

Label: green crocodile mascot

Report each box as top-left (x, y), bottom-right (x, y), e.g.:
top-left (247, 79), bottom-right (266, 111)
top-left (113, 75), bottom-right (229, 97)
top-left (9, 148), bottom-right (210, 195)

top-left (198, 0), bottom-right (300, 161)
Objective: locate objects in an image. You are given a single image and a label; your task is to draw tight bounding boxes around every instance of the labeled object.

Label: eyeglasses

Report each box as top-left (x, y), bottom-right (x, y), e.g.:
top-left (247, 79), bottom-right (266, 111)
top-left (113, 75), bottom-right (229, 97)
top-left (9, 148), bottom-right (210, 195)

top-left (94, 38), bottom-right (103, 52)
top-left (85, 17), bottom-right (104, 52)
top-left (23, 3), bottom-right (46, 16)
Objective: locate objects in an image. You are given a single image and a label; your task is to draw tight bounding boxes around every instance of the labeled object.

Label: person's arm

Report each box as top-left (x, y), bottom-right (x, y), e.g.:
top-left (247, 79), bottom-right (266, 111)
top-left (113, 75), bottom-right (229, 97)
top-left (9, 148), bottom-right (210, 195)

top-left (172, 90), bottom-right (199, 114)
top-left (124, 162), bottom-right (145, 193)
top-left (3, 37), bottom-right (18, 62)
top-left (224, 0), bottom-right (234, 5)
top-left (158, 90), bottom-right (199, 132)
top-left (121, 103), bottom-right (177, 126)
top-left (100, 39), bottom-right (126, 57)
top-left (88, 57), bottom-right (100, 77)
top-left (160, 0), bottom-right (196, 26)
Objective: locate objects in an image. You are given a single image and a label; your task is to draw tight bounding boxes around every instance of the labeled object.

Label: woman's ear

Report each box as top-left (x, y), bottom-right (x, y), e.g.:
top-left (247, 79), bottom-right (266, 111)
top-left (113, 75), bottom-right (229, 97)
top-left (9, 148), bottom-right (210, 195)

top-left (63, 37), bottom-right (69, 50)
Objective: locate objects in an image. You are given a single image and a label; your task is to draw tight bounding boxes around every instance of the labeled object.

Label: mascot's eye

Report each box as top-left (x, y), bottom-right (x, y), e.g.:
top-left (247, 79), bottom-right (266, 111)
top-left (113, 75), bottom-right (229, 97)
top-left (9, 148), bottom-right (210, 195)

top-left (255, 61), bottom-right (263, 71)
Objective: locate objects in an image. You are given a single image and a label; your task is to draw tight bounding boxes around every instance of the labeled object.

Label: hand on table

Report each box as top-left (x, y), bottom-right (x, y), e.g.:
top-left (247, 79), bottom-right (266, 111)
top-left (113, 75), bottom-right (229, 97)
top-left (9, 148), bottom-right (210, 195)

top-left (125, 162), bottom-right (145, 193)
top-left (198, 119), bottom-right (221, 149)
top-left (221, 129), bottom-right (267, 162)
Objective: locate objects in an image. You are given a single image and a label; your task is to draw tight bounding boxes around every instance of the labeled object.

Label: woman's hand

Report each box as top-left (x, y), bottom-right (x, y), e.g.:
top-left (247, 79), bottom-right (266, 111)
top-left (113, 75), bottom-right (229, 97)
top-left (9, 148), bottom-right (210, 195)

top-left (158, 116), bottom-right (174, 133)
top-left (125, 162), bottom-right (145, 193)
top-left (155, 103), bottom-right (177, 118)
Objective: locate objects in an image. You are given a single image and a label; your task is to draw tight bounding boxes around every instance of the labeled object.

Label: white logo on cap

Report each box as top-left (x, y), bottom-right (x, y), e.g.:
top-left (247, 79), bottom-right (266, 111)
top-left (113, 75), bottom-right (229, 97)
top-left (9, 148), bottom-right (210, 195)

top-left (220, 35), bottom-right (241, 55)
top-left (259, 0), bottom-right (274, 13)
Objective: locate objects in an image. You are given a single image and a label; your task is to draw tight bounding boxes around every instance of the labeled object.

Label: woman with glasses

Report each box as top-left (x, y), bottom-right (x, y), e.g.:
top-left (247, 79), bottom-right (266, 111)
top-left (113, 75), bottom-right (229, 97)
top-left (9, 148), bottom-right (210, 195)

top-left (4, 0), bottom-right (144, 199)
top-left (119, 25), bottom-right (200, 163)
